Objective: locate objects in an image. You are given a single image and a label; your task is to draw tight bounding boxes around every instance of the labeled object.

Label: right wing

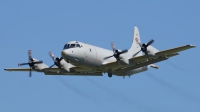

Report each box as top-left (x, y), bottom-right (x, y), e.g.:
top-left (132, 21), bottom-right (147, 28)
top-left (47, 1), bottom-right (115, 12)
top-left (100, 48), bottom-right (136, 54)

top-left (4, 67), bottom-right (103, 76)
top-left (44, 71), bottom-right (102, 76)
top-left (4, 66), bottom-right (87, 72)
top-left (4, 68), bottom-right (37, 72)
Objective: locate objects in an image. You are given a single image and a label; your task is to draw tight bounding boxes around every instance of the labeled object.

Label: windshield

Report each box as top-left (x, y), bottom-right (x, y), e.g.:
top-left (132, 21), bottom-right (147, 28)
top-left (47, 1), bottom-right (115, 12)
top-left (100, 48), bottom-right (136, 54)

top-left (63, 43), bottom-right (81, 49)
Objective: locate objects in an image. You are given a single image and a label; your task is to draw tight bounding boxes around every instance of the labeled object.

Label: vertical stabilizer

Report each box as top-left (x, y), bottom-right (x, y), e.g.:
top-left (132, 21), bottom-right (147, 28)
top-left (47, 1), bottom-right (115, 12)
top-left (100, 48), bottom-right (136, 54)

top-left (128, 26), bottom-right (142, 57)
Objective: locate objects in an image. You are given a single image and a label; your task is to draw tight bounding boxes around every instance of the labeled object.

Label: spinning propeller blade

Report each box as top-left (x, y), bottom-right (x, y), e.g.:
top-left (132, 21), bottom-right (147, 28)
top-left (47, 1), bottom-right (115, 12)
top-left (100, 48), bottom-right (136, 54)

top-left (104, 42), bottom-right (128, 65)
top-left (133, 39), bottom-right (154, 60)
top-left (48, 52), bottom-right (63, 72)
top-left (18, 50), bottom-right (43, 77)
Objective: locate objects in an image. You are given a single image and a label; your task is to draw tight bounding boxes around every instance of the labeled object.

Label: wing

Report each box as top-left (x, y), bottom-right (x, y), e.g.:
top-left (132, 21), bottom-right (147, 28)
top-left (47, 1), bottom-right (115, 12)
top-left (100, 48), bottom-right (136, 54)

top-left (44, 71), bottom-right (102, 76)
top-left (4, 66), bottom-right (89, 72)
top-left (4, 67), bottom-right (103, 76)
top-left (102, 44), bottom-right (195, 71)
top-left (43, 67), bottom-right (103, 76)
top-left (156, 44), bottom-right (195, 56)
top-left (116, 53), bottom-right (178, 74)
top-left (130, 44), bottom-right (195, 63)
top-left (4, 68), bottom-right (41, 72)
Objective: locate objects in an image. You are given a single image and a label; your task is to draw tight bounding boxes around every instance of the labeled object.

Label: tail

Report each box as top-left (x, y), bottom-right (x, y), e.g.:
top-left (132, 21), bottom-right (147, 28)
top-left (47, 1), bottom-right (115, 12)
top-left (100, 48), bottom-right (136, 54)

top-left (128, 26), bottom-right (142, 57)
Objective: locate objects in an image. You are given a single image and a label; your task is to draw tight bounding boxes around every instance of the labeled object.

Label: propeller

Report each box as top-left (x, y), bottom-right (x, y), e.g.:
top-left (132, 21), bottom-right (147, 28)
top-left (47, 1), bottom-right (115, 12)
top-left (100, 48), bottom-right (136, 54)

top-left (48, 52), bottom-right (63, 72)
top-left (18, 50), bottom-right (43, 77)
top-left (104, 42), bottom-right (128, 65)
top-left (133, 39), bottom-right (154, 59)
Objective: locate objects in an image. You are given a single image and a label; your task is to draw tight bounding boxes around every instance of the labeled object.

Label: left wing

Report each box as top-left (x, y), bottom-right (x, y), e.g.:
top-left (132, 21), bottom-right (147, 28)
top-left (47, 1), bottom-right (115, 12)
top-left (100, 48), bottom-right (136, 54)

top-left (115, 53), bottom-right (178, 74)
top-left (156, 44), bottom-right (195, 56)
top-left (102, 44), bottom-right (195, 71)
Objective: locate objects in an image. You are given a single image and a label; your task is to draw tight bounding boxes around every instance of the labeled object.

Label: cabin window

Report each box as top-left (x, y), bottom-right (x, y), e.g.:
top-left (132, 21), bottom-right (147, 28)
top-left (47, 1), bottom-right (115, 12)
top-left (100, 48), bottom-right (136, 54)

top-left (90, 48), bottom-right (91, 52)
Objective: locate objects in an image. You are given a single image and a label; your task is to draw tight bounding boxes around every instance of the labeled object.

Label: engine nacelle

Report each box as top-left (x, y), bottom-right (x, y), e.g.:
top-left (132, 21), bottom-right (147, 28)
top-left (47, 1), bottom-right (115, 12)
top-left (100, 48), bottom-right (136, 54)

top-left (60, 59), bottom-right (72, 72)
top-left (125, 66), bottom-right (149, 76)
top-left (147, 45), bottom-right (159, 56)
top-left (119, 54), bottom-right (129, 65)
top-left (32, 58), bottom-right (48, 70)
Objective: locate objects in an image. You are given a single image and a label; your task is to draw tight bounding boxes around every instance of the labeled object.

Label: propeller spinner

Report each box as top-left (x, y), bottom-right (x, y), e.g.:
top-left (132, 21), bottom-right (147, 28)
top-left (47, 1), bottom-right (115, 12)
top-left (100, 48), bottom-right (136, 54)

top-left (18, 50), bottom-right (43, 77)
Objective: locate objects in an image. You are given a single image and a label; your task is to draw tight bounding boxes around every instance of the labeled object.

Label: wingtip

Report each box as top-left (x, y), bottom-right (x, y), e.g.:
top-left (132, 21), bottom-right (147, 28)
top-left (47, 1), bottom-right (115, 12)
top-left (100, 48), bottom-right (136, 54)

top-left (189, 44), bottom-right (196, 47)
top-left (4, 69), bottom-right (7, 71)
top-left (186, 44), bottom-right (196, 48)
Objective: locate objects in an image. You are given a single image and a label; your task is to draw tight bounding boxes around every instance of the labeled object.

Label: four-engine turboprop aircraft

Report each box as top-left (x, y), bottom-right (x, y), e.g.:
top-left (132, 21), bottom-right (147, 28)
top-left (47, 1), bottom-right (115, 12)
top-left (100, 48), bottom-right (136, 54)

top-left (4, 26), bottom-right (195, 78)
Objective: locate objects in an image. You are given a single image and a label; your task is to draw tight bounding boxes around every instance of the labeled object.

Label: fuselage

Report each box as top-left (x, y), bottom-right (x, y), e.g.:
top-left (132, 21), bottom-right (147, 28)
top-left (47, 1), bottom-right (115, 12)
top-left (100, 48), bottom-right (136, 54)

top-left (61, 41), bottom-right (132, 71)
top-left (60, 41), bottom-right (150, 76)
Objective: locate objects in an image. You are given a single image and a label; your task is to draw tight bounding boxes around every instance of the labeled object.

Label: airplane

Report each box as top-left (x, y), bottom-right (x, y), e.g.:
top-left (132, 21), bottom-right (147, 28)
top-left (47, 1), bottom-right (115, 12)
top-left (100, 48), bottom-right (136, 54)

top-left (4, 26), bottom-right (196, 78)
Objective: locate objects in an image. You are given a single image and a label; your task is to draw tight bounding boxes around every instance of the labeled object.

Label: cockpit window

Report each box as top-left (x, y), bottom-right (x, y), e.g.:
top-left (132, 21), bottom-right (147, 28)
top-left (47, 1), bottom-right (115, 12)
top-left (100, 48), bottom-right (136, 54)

top-left (70, 44), bottom-right (75, 47)
top-left (63, 43), bottom-right (81, 49)
top-left (76, 44), bottom-right (80, 47)
top-left (63, 44), bottom-right (67, 49)
top-left (67, 44), bottom-right (70, 47)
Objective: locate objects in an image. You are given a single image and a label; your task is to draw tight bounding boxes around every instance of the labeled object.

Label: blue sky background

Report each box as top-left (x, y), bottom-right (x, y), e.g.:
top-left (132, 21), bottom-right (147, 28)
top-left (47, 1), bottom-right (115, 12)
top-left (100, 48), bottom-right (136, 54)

top-left (0, 0), bottom-right (200, 112)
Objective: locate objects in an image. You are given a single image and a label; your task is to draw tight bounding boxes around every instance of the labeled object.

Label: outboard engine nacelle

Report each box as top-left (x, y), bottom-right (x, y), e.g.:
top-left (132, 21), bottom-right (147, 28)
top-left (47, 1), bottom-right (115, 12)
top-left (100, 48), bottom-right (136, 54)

top-left (32, 58), bottom-right (48, 70)
top-left (147, 45), bottom-right (159, 56)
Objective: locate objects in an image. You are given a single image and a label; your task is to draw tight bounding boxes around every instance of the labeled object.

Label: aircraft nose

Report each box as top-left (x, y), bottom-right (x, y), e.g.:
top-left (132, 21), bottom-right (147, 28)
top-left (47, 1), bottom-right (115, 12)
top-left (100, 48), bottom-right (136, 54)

top-left (61, 50), bottom-right (67, 57)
